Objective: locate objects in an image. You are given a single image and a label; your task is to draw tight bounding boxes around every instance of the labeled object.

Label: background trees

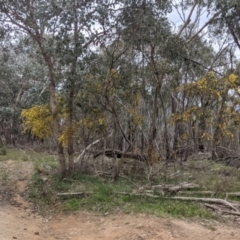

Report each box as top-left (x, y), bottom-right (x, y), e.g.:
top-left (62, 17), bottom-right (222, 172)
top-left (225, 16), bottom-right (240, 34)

top-left (0, 0), bottom-right (240, 177)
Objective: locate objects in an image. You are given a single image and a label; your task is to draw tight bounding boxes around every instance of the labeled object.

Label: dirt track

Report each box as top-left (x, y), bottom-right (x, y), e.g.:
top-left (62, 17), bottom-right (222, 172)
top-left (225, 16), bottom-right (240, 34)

top-left (1, 160), bottom-right (240, 240)
top-left (1, 203), bottom-right (240, 240)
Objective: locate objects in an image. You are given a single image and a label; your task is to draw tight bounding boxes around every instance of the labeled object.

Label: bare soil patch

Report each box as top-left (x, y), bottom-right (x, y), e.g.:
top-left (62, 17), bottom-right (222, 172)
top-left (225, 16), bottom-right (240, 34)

top-left (1, 159), bottom-right (240, 240)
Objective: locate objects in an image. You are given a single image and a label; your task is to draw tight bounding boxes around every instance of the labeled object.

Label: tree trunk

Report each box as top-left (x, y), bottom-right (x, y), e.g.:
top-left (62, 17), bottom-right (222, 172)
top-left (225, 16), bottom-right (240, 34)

top-left (159, 92), bottom-right (171, 160)
top-left (58, 143), bottom-right (67, 177)
top-left (148, 83), bottom-right (160, 164)
top-left (212, 94), bottom-right (227, 159)
top-left (67, 8), bottom-right (79, 175)
top-left (39, 44), bottom-right (67, 177)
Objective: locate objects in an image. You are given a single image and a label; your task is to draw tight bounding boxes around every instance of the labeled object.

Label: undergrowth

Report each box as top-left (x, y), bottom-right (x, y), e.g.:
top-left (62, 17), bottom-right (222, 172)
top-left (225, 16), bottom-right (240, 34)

top-left (1, 148), bottom-right (240, 220)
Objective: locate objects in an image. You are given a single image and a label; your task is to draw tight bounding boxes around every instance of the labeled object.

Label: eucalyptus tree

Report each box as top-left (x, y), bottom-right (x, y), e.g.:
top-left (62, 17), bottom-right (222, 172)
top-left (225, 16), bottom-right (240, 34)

top-left (0, 0), bottom-right (122, 176)
top-left (208, 0), bottom-right (240, 52)
top-left (65, 0), bottom-right (175, 163)
top-left (112, 0), bottom-right (177, 161)
top-left (0, 33), bottom-right (48, 146)
top-left (2, 0), bottom-right (239, 178)
top-left (166, 0), bottom-right (240, 158)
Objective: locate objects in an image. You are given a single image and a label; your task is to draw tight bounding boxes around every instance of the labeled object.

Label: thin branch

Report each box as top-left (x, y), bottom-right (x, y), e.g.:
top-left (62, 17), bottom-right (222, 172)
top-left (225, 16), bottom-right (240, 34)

top-left (183, 56), bottom-right (224, 76)
top-left (178, 0), bottom-right (198, 37)
top-left (186, 11), bottom-right (222, 43)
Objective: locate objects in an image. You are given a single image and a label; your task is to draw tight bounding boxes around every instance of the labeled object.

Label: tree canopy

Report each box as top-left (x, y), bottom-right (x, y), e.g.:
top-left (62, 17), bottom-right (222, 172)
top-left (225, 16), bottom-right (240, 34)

top-left (0, 0), bottom-right (240, 177)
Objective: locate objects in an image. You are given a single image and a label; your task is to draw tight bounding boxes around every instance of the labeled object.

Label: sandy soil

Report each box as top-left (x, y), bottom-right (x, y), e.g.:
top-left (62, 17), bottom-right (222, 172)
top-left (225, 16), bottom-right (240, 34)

top-left (1, 160), bottom-right (240, 240)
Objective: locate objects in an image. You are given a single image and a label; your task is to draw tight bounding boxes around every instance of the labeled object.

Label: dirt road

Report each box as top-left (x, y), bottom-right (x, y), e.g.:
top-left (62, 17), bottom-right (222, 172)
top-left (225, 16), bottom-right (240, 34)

top-left (1, 159), bottom-right (240, 240)
top-left (1, 203), bottom-right (240, 240)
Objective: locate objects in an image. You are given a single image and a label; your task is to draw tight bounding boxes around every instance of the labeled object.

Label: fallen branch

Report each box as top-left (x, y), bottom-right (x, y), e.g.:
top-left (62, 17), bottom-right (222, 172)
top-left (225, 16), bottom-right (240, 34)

top-left (204, 203), bottom-right (220, 211)
top-left (170, 196), bottom-right (239, 212)
top-left (179, 191), bottom-right (240, 197)
top-left (152, 183), bottom-right (199, 193)
top-left (221, 210), bottom-right (240, 216)
top-left (204, 204), bottom-right (240, 216)
top-left (57, 192), bottom-right (93, 197)
top-left (74, 131), bottom-right (113, 163)
top-left (92, 149), bottom-right (147, 162)
top-left (116, 192), bottom-right (239, 212)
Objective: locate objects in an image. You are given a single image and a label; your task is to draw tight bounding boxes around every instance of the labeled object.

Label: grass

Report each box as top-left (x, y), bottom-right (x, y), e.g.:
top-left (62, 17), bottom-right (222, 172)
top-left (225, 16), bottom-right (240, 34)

top-left (0, 147), bottom-right (57, 164)
top-left (21, 150), bottom-right (240, 219)
top-left (60, 183), bottom-right (215, 219)
top-left (49, 174), bottom-right (216, 220)
top-left (0, 148), bottom-right (25, 161)
top-left (1, 147), bottom-right (240, 220)
top-left (159, 159), bottom-right (240, 194)
top-left (129, 198), bottom-right (214, 218)
top-left (0, 147), bottom-right (58, 208)
top-left (0, 147), bottom-right (58, 176)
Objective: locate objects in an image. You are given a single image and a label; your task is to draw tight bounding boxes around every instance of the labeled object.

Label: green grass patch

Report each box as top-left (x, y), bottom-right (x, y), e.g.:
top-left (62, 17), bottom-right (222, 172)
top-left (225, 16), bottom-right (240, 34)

top-left (64, 199), bottom-right (81, 210)
top-left (50, 174), bottom-right (216, 220)
top-left (129, 197), bottom-right (214, 218)
top-left (62, 189), bottom-right (215, 219)
top-left (0, 148), bottom-right (58, 171)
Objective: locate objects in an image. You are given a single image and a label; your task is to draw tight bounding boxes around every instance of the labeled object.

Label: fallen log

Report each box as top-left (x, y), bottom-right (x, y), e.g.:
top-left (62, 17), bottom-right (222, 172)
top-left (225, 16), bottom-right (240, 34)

top-left (170, 196), bottom-right (239, 212)
top-left (116, 192), bottom-right (239, 211)
top-left (179, 191), bottom-right (240, 197)
top-left (57, 192), bottom-right (93, 197)
top-left (204, 203), bottom-right (220, 211)
top-left (204, 203), bottom-right (240, 216)
top-left (92, 149), bottom-right (147, 162)
top-left (221, 210), bottom-right (240, 216)
top-left (152, 183), bottom-right (200, 194)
